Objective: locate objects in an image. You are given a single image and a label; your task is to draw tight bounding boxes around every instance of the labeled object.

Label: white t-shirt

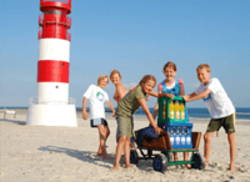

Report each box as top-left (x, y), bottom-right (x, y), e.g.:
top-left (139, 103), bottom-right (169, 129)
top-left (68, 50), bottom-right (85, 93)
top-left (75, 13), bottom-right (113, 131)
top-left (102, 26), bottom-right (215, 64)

top-left (83, 84), bottom-right (109, 119)
top-left (195, 78), bottom-right (235, 119)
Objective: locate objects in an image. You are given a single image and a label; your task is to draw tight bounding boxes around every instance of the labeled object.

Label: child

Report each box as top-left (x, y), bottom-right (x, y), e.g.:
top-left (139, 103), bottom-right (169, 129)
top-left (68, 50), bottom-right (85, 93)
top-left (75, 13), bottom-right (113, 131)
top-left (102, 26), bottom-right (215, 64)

top-left (183, 64), bottom-right (236, 172)
top-left (152, 61), bottom-right (190, 168)
top-left (82, 75), bottom-right (116, 160)
top-left (110, 70), bottom-right (127, 105)
top-left (110, 70), bottom-right (136, 150)
top-left (112, 75), bottom-right (170, 171)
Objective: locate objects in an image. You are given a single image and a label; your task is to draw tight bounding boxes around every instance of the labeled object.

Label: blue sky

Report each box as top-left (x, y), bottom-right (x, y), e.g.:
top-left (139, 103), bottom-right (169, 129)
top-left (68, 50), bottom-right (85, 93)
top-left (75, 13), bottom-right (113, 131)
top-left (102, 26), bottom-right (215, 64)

top-left (1, 0), bottom-right (250, 108)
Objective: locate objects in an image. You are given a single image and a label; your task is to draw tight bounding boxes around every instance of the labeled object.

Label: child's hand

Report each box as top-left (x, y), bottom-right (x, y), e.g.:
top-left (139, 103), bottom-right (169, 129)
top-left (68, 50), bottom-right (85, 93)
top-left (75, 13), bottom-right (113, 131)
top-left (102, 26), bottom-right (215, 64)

top-left (183, 95), bottom-right (189, 102)
top-left (154, 126), bottom-right (163, 135)
top-left (165, 93), bottom-right (175, 99)
top-left (129, 87), bottom-right (135, 93)
top-left (82, 112), bottom-right (88, 120)
top-left (112, 111), bottom-right (115, 117)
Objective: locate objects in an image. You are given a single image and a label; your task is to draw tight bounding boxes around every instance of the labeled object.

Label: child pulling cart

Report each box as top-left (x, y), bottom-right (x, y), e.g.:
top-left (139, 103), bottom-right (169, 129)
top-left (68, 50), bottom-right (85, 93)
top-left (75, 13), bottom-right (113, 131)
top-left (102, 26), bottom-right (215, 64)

top-left (130, 96), bottom-right (205, 172)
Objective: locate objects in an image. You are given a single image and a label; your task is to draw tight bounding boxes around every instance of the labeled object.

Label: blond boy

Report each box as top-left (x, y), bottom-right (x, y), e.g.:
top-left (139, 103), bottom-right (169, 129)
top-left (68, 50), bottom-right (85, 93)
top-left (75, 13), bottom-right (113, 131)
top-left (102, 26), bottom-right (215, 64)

top-left (82, 75), bottom-right (115, 160)
top-left (183, 64), bottom-right (236, 172)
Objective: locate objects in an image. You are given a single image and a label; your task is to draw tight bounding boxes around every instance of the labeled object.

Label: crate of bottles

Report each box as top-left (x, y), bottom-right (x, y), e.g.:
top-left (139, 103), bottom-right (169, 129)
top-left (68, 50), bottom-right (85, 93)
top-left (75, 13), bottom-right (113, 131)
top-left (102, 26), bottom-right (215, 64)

top-left (166, 122), bottom-right (193, 149)
top-left (158, 96), bottom-right (187, 124)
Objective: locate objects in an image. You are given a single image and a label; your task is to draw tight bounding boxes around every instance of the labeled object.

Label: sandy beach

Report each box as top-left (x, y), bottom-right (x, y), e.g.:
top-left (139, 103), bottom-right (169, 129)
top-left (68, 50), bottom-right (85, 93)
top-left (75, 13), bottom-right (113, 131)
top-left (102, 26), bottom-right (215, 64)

top-left (1, 110), bottom-right (250, 182)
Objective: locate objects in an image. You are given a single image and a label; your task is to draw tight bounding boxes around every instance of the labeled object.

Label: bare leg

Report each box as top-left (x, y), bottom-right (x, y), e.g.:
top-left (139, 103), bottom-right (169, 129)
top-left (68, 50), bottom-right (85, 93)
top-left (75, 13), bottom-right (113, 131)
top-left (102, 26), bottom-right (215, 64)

top-left (97, 125), bottom-right (111, 160)
top-left (204, 132), bottom-right (215, 169)
top-left (124, 138), bottom-right (132, 168)
top-left (184, 152), bottom-right (191, 168)
top-left (174, 152), bottom-right (178, 161)
top-left (112, 136), bottom-right (127, 171)
top-left (228, 133), bottom-right (236, 172)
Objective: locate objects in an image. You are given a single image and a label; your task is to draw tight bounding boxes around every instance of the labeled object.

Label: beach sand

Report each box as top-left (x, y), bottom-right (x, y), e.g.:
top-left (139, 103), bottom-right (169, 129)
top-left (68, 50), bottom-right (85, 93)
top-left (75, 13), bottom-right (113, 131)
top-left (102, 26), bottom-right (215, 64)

top-left (1, 111), bottom-right (250, 182)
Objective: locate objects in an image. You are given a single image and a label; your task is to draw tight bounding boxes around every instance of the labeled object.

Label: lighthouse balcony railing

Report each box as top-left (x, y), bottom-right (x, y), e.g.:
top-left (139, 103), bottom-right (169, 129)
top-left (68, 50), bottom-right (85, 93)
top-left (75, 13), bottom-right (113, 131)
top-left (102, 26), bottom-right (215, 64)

top-left (29, 97), bottom-right (75, 105)
top-left (38, 29), bottom-right (71, 41)
top-left (39, 14), bottom-right (71, 28)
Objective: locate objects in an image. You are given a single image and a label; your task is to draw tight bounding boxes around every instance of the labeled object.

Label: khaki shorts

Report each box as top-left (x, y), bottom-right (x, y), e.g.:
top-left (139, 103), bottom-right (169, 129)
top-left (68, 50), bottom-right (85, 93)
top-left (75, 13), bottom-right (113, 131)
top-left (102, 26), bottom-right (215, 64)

top-left (207, 113), bottom-right (236, 134)
top-left (116, 111), bottom-right (134, 138)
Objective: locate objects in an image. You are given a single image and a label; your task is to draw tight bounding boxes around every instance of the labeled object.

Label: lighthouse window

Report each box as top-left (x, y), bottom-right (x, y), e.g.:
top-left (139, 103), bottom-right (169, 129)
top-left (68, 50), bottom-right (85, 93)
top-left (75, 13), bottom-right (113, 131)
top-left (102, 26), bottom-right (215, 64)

top-left (56, 86), bottom-right (59, 89)
top-left (44, 10), bottom-right (62, 15)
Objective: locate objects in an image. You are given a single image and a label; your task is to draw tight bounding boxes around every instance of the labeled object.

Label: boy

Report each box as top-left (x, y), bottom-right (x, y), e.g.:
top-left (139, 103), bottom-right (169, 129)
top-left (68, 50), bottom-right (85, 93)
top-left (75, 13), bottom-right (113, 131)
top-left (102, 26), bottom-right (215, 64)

top-left (183, 64), bottom-right (236, 172)
top-left (82, 75), bottom-right (116, 160)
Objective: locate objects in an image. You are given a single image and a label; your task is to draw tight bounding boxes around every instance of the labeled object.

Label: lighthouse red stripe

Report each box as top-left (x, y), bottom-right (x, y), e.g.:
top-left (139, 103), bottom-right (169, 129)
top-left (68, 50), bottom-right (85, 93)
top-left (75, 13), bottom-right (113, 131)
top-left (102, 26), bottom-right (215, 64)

top-left (38, 60), bottom-right (69, 83)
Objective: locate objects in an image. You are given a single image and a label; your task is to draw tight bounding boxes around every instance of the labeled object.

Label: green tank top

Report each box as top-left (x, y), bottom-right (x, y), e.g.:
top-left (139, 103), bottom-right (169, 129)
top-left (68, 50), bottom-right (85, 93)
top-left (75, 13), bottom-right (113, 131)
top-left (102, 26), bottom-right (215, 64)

top-left (117, 85), bottom-right (146, 116)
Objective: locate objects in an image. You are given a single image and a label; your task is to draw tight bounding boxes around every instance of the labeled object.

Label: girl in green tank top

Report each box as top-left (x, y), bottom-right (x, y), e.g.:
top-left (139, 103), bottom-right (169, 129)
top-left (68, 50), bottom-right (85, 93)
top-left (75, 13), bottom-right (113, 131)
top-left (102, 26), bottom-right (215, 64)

top-left (112, 75), bottom-right (174, 171)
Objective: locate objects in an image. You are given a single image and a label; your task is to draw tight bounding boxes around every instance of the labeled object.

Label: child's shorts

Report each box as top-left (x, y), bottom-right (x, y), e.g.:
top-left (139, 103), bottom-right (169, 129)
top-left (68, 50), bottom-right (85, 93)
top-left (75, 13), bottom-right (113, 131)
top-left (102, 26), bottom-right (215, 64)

top-left (206, 113), bottom-right (235, 134)
top-left (116, 111), bottom-right (134, 139)
top-left (90, 118), bottom-right (108, 128)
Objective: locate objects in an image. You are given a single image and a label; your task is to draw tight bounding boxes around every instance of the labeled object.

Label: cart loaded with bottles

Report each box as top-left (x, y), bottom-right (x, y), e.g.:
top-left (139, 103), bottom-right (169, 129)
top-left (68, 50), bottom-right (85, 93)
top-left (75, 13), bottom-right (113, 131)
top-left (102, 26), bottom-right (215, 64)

top-left (131, 96), bottom-right (205, 172)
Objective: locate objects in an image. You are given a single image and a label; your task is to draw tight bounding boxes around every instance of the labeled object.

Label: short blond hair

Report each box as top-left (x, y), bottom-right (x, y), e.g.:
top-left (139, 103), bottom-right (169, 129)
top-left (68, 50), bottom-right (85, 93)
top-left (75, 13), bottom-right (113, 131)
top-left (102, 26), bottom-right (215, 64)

top-left (196, 64), bottom-right (211, 72)
top-left (110, 69), bottom-right (122, 79)
top-left (98, 75), bottom-right (109, 84)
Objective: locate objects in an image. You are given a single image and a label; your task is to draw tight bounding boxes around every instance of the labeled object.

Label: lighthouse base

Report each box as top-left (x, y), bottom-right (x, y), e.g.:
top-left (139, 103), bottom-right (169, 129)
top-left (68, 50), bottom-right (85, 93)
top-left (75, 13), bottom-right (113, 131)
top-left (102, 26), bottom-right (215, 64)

top-left (26, 104), bottom-right (78, 127)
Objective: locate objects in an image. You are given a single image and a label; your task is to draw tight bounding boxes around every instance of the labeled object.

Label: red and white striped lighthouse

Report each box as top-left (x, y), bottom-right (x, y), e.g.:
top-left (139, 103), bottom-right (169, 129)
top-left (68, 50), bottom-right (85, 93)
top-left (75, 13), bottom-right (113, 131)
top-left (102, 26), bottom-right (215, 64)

top-left (26, 0), bottom-right (77, 127)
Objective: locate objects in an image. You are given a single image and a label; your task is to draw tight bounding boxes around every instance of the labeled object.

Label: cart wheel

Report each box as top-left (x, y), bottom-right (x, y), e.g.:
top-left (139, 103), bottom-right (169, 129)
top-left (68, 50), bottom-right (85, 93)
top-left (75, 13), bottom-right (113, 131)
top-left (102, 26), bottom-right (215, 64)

top-left (191, 153), bottom-right (205, 169)
top-left (153, 154), bottom-right (168, 172)
top-left (130, 150), bottom-right (139, 165)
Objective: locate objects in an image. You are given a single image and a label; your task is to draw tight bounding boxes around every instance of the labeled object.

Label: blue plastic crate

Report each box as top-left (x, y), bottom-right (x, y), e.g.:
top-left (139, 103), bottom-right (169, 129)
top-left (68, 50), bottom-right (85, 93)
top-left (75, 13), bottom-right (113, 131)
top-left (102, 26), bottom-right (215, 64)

top-left (159, 122), bottom-right (193, 149)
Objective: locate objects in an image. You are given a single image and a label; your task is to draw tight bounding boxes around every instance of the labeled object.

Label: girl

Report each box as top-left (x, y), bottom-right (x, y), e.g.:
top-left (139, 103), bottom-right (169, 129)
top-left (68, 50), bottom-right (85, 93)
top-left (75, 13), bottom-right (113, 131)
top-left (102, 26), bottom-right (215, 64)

top-left (111, 75), bottom-right (169, 171)
top-left (110, 70), bottom-right (136, 149)
top-left (152, 61), bottom-right (190, 168)
top-left (110, 70), bottom-right (127, 105)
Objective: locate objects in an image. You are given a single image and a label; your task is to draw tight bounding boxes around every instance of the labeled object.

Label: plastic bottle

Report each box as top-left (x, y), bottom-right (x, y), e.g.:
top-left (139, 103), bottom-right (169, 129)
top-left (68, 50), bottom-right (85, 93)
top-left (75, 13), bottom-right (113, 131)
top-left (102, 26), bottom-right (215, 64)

top-left (169, 100), bottom-right (174, 119)
top-left (175, 100), bottom-right (180, 120)
top-left (162, 100), bottom-right (166, 119)
top-left (176, 126), bottom-right (180, 145)
top-left (181, 126), bottom-right (186, 145)
top-left (180, 101), bottom-right (185, 120)
top-left (186, 127), bottom-right (191, 146)
top-left (170, 126), bottom-right (174, 146)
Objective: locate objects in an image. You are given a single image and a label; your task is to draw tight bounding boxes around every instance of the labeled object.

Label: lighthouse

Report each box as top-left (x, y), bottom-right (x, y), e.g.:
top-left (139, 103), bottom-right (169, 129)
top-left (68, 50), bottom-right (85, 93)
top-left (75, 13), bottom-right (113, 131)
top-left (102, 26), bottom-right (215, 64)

top-left (26, 0), bottom-right (77, 127)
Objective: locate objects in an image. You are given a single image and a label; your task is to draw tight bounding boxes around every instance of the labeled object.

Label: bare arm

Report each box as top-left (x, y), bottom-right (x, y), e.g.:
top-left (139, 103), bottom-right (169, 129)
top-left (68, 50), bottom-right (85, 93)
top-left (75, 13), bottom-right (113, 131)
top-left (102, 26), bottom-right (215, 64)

top-left (148, 90), bottom-right (175, 99)
top-left (137, 98), bottom-right (163, 135)
top-left (106, 100), bottom-right (116, 117)
top-left (82, 97), bottom-right (88, 120)
top-left (179, 82), bottom-right (185, 96)
top-left (183, 89), bottom-right (211, 102)
top-left (152, 102), bottom-right (159, 120)
top-left (116, 84), bottom-right (127, 99)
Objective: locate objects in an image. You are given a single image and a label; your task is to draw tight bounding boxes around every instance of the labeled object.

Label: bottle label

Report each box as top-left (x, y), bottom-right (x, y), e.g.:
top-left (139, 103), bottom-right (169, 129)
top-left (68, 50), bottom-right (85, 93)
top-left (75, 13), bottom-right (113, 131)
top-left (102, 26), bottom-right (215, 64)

top-left (176, 112), bottom-right (180, 119)
top-left (170, 111), bottom-right (174, 119)
top-left (170, 137), bottom-right (174, 145)
top-left (187, 137), bottom-right (191, 145)
top-left (181, 112), bottom-right (185, 120)
top-left (181, 137), bottom-right (185, 145)
top-left (176, 137), bottom-right (180, 145)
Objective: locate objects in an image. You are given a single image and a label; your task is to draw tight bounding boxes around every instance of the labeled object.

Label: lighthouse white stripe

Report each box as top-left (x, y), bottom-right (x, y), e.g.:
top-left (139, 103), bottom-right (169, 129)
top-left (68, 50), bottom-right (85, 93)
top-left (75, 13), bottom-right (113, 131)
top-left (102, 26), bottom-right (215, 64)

top-left (39, 39), bottom-right (70, 62)
top-left (37, 82), bottom-right (69, 103)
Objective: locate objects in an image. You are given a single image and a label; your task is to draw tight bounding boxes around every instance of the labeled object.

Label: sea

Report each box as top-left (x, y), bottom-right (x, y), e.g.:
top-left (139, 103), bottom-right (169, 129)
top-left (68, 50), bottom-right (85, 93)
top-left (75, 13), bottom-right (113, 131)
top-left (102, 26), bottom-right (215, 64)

top-left (1, 107), bottom-right (249, 120)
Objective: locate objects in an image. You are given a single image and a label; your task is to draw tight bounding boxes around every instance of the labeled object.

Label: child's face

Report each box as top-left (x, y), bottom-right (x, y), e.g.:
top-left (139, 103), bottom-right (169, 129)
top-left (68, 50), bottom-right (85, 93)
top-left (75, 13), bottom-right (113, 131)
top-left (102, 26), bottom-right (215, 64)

top-left (197, 68), bottom-right (210, 84)
top-left (142, 80), bottom-right (156, 94)
top-left (164, 67), bottom-right (176, 81)
top-left (110, 73), bottom-right (121, 85)
top-left (98, 78), bottom-right (109, 88)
